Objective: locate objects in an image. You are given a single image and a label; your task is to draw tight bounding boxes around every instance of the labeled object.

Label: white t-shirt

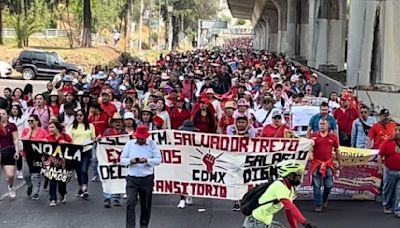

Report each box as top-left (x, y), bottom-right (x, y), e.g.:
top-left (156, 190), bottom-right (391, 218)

top-left (255, 108), bottom-right (284, 126)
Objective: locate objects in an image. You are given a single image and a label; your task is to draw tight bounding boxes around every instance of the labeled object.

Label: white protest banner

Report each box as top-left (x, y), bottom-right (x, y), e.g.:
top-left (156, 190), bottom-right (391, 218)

top-left (291, 105), bottom-right (320, 127)
top-left (301, 97), bottom-right (328, 106)
top-left (97, 130), bottom-right (313, 200)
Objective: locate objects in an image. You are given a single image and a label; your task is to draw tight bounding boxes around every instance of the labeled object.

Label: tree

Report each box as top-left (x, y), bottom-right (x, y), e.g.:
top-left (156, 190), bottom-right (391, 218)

top-left (81, 0), bottom-right (91, 47)
top-left (0, 0), bottom-right (3, 45)
top-left (8, 0), bottom-right (50, 48)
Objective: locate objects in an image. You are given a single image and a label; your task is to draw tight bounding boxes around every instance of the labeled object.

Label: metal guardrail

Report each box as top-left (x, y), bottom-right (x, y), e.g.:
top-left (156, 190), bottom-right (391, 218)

top-left (2, 28), bottom-right (111, 44)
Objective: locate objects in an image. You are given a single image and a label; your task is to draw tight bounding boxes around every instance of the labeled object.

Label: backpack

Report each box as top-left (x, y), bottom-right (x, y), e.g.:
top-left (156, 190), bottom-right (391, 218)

top-left (240, 180), bottom-right (280, 216)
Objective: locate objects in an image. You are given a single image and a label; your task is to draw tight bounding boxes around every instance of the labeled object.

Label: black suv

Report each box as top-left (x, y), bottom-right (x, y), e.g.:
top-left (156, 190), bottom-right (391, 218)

top-left (12, 50), bottom-right (83, 80)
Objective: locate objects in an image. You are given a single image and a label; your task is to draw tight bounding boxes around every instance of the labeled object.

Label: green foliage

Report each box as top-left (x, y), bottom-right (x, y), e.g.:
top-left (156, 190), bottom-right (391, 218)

top-left (236, 19), bottom-right (246, 26)
top-left (219, 13), bottom-right (232, 24)
top-left (6, 0), bottom-right (51, 48)
top-left (150, 32), bottom-right (158, 42)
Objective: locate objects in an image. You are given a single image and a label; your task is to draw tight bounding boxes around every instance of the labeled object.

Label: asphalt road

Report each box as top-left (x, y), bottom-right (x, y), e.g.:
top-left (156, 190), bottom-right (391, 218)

top-left (0, 169), bottom-right (399, 228)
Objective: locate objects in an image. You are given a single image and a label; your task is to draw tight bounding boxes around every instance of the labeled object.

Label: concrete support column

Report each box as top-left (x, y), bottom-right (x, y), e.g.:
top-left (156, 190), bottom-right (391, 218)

top-left (271, 0), bottom-right (288, 53)
top-left (261, 16), bottom-right (270, 51)
top-left (265, 9), bottom-right (278, 52)
top-left (260, 22), bottom-right (266, 50)
top-left (347, 0), bottom-right (400, 86)
top-left (286, 0), bottom-right (297, 57)
top-left (308, 0), bottom-right (345, 71)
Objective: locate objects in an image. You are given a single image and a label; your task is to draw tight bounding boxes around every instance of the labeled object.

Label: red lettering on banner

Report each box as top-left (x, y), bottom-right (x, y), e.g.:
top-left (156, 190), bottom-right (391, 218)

top-left (182, 133), bottom-right (191, 146)
top-left (251, 138), bottom-right (260, 152)
top-left (106, 148), bottom-right (121, 163)
top-left (205, 184), bottom-right (212, 196)
top-left (231, 137), bottom-right (239, 152)
top-left (210, 135), bottom-right (219, 149)
top-left (154, 181), bottom-right (228, 198)
top-left (220, 136), bottom-right (230, 151)
top-left (193, 134), bottom-right (201, 147)
top-left (269, 139), bottom-right (279, 152)
top-left (201, 134), bottom-right (209, 147)
top-left (240, 137), bottom-right (249, 152)
top-left (288, 140), bottom-right (299, 151)
top-left (260, 138), bottom-right (270, 152)
top-left (161, 149), bottom-right (182, 164)
top-left (174, 132), bottom-right (182, 145)
top-left (181, 182), bottom-right (189, 195)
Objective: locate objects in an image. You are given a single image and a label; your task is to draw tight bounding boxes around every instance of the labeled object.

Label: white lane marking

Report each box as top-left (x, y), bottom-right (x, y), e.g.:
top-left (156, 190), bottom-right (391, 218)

top-left (0, 182), bottom-right (25, 201)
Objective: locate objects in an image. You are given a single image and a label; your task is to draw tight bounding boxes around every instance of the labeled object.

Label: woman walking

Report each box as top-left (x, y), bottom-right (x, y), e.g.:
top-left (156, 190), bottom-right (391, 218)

top-left (68, 109), bottom-right (96, 199)
top-left (20, 114), bottom-right (47, 200)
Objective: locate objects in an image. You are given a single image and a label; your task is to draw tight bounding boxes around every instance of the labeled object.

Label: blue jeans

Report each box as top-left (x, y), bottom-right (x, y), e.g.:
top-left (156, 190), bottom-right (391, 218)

top-left (312, 167), bottom-right (334, 207)
top-left (382, 167), bottom-right (400, 215)
top-left (103, 192), bottom-right (122, 201)
top-left (91, 143), bottom-right (98, 177)
top-left (76, 151), bottom-right (91, 187)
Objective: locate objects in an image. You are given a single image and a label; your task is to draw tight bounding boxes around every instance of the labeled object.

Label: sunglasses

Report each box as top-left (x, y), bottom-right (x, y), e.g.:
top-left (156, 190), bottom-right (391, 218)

top-left (360, 111), bottom-right (368, 114)
top-left (273, 116), bottom-right (282, 119)
top-left (28, 119), bottom-right (35, 123)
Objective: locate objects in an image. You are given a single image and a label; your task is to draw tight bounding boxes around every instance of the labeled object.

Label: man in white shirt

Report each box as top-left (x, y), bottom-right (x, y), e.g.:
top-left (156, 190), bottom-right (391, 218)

top-left (206, 88), bottom-right (222, 120)
top-left (255, 97), bottom-right (283, 127)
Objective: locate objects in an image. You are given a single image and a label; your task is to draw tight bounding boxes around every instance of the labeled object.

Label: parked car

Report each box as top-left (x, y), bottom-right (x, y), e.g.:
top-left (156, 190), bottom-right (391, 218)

top-left (0, 61), bottom-right (12, 78)
top-left (12, 50), bottom-right (83, 80)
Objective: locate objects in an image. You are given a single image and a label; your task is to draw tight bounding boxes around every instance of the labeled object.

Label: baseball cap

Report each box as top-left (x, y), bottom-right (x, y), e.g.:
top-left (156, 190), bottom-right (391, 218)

top-left (380, 109), bottom-right (390, 116)
top-left (272, 110), bottom-right (282, 118)
top-left (124, 112), bottom-right (134, 120)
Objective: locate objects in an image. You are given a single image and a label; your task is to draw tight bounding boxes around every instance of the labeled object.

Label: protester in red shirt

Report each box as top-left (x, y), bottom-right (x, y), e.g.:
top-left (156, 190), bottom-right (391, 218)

top-left (88, 102), bottom-right (109, 137)
top-left (100, 91), bottom-right (117, 118)
top-left (378, 123), bottom-right (400, 216)
top-left (218, 101), bottom-right (235, 134)
top-left (169, 96), bottom-right (191, 130)
top-left (333, 95), bottom-right (359, 146)
top-left (261, 110), bottom-right (291, 138)
top-left (368, 109), bottom-right (397, 149)
top-left (192, 97), bottom-right (216, 133)
top-left (309, 118), bottom-right (342, 212)
top-left (45, 120), bottom-right (72, 207)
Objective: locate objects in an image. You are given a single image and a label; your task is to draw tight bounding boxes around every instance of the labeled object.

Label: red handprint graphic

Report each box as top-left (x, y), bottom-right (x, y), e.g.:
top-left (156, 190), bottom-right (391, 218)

top-left (203, 153), bottom-right (216, 173)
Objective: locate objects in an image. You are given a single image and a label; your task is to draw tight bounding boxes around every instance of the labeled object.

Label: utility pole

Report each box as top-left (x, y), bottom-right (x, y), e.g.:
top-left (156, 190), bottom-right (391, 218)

top-left (139, 0), bottom-right (143, 51)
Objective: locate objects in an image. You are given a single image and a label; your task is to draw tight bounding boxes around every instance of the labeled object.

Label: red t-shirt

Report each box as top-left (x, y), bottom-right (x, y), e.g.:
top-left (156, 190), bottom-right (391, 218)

top-left (170, 108), bottom-right (191, 130)
top-left (261, 124), bottom-right (290, 138)
top-left (50, 104), bottom-right (60, 116)
top-left (101, 102), bottom-right (118, 118)
top-left (89, 112), bottom-right (110, 136)
top-left (333, 107), bottom-right (359, 136)
top-left (310, 132), bottom-right (339, 162)
top-left (45, 133), bottom-right (72, 143)
top-left (368, 122), bottom-right (396, 149)
top-left (219, 115), bottom-right (235, 134)
top-left (21, 127), bottom-right (47, 140)
top-left (0, 123), bottom-right (17, 148)
top-left (193, 115), bottom-right (215, 133)
top-left (62, 85), bottom-right (74, 95)
top-left (379, 139), bottom-right (400, 170)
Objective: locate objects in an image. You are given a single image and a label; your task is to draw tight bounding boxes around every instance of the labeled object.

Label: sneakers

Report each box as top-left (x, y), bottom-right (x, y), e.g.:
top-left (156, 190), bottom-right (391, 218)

top-left (91, 175), bottom-right (99, 182)
top-left (32, 194), bottom-right (40, 200)
top-left (75, 189), bottom-right (83, 197)
top-left (27, 184), bottom-right (33, 197)
top-left (113, 199), bottom-right (121, 206)
top-left (186, 196), bottom-right (193, 205)
top-left (49, 200), bottom-right (57, 207)
top-left (232, 202), bottom-right (240, 211)
top-left (8, 186), bottom-right (16, 199)
top-left (178, 199), bottom-right (186, 209)
top-left (314, 206), bottom-right (323, 213)
top-left (384, 208), bottom-right (393, 214)
top-left (123, 194), bottom-right (127, 199)
top-left (104, 199), bottom-right (111, 208)
top-left (17, 171), bottom-right (23, 180)
top-left (59, 195), bottom-right (66, 204)
top-left (82, 190), bottom-right (89, 200)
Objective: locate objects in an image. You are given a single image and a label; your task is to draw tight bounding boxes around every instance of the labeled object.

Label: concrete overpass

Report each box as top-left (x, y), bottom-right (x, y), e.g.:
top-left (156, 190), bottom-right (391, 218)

top-left (227, 0), bottom-right (400, 87)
